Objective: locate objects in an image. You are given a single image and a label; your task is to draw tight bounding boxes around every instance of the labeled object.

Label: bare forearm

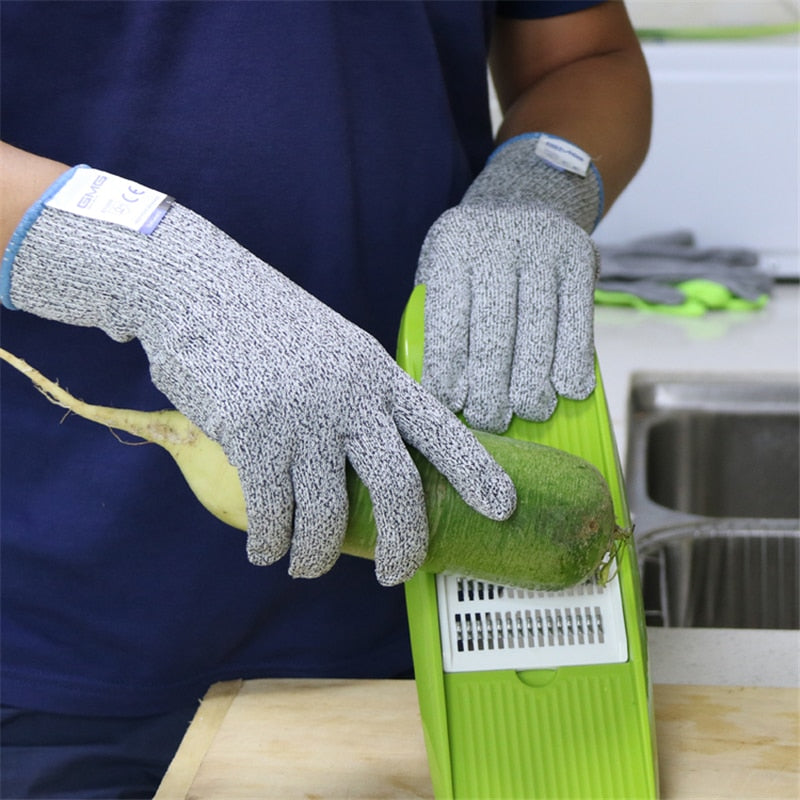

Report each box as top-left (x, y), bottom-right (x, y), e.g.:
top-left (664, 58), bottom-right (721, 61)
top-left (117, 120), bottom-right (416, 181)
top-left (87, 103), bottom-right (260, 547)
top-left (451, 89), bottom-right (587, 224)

top-left (1, 142), bottom-right (70, 251)
top-left (490, 2), bottom-right (652, 211)
top-left (494, 53), bottom-right (651, 208)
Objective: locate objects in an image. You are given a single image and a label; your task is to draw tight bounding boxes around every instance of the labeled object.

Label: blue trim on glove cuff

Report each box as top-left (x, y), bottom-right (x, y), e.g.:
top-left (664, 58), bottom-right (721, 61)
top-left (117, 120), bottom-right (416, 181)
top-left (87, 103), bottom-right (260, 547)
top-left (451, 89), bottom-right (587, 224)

top-left (1, 164), bottom-right (88, 309)
top-left (489, 132), bottom-right (605, 231)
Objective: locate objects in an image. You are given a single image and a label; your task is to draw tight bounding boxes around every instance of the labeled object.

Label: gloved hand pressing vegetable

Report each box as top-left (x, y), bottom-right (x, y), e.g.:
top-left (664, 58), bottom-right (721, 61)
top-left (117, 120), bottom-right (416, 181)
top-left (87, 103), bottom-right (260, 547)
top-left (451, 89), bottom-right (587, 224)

top-left (415, 133), bottom-right (604, 432)
top-left (1, 165), bottom-right (517, 586)
top-left (596, 230), bottom-right (773, 314)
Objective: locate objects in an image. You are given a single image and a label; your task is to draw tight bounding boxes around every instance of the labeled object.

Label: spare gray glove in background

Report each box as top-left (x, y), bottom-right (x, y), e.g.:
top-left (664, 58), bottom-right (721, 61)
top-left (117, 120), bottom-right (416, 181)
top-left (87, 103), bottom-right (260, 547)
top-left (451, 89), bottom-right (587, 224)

top-left (415, 133), bottom-right (603, 432)
top-left (597, 230), bottom-right (773, 310)
top-left (2, 165), bottom-right (516, 586)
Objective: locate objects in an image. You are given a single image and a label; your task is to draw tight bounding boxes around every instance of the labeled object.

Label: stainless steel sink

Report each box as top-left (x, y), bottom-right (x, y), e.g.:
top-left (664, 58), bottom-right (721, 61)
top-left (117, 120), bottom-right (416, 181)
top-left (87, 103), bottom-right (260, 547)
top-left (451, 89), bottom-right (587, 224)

top-left (626, 373), bottom-right (800, 629)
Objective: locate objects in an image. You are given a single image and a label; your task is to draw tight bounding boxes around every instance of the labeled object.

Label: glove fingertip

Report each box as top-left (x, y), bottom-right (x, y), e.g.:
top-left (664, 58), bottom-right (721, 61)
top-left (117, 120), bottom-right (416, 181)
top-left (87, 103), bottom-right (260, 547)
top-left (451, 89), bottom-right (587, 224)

top-left (467, 465), bottom-right (517, 522)
top-left (287, 508), bottom-right (347, 579)
top-left (552, 370), bottom-right (596, 403)
top-left (348, 424), bottom-right (429, 587)
top-left (374, 528), bottom-right (428, 587)
top-left (463, 400), bottom-right (512, 436)
top-left (286, 451), bottom-right (350, 579)
top-left (239, 473), bottom-right (293, 567)
top-left (246, 533), bottom-right (290, 567)
top-left (511, 383), bottom-right (558, 424)
top-left (288, 548), bottom-right (340, 580)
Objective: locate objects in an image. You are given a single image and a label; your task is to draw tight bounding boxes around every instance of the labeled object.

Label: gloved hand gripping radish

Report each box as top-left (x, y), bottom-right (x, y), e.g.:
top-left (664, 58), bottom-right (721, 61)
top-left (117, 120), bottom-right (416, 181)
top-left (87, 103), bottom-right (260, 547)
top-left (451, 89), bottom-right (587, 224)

top-left (1, 165), bottom-right (517, 586)
top-left (0, 346), bottom-right (625, 593)
top-left (416, 133), bottom-right (603, 432)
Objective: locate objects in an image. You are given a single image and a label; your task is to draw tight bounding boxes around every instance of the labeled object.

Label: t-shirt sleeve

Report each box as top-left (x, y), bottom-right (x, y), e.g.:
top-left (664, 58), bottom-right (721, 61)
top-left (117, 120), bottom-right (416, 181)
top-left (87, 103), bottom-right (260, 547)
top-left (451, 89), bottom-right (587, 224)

top-left (496, 0), bottom-right (607, 19)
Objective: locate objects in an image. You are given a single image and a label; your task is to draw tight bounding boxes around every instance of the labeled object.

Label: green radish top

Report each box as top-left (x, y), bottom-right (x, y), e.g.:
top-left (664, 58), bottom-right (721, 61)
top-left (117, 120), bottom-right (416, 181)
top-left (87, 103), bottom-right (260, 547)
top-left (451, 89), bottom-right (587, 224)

top-left (346, 434), bottom-right (620, 590)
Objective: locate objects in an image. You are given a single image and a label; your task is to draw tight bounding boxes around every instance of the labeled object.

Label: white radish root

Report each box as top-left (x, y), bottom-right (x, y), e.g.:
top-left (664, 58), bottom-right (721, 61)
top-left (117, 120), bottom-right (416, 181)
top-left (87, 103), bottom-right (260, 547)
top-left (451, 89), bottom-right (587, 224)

top-left (0, 346), bottom-right (248, 529)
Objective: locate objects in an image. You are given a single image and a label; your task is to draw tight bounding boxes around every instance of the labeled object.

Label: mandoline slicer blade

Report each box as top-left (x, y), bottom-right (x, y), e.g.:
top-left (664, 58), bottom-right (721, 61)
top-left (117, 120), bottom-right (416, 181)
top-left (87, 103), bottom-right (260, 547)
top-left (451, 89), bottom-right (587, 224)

top-left (436, 571), bottom-right (628, 674)
top-left (397, 286), bottom-right (659, 799)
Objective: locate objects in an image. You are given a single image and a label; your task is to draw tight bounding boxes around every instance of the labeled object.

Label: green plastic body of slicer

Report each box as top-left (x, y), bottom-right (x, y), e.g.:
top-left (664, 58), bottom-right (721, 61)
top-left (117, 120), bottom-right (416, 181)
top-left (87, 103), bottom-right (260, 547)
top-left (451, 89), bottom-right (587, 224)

top-left (398, 285), bottom-right (659, 799)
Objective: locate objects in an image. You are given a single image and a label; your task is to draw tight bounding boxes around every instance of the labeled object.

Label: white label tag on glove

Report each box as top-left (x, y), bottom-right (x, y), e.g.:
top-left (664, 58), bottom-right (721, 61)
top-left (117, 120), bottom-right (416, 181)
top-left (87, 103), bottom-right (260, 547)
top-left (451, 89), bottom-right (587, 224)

top-left (534, 135), bottom-right (591, 177)
top-left (45, 168), bottom-right (173, 235)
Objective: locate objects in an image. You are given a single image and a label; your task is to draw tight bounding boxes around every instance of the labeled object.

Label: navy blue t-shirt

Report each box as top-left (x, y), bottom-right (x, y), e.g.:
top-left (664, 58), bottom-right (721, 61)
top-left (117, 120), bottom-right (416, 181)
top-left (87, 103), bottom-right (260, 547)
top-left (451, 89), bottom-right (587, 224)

top-left (1, 0), bottom-right (602, 716)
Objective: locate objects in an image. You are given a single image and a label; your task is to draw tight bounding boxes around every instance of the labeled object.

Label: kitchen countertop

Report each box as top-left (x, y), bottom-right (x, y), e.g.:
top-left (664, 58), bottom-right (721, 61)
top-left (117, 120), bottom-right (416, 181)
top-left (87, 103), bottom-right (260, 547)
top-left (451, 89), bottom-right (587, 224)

top-left (155, 678), bottom-right (800, 800)
top-left (648, 628), bottom-right (799, 688)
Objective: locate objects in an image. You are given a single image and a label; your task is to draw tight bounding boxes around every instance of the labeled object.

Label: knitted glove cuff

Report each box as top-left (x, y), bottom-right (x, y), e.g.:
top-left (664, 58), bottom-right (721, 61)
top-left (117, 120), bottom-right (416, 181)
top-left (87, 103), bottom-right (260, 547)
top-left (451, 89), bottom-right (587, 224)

top-left (462, 133), bottom-right (604, 233)
top-left (1, 165), bottom-right (86, 309)
top-left (2, 166), bottom-right (265, 353)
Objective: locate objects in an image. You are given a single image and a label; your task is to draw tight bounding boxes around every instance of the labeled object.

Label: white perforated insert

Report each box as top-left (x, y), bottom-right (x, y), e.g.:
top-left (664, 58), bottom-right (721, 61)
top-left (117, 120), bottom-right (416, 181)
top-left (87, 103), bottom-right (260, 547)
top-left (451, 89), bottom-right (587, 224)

top-left (436, 569), bottom-right (628, 672)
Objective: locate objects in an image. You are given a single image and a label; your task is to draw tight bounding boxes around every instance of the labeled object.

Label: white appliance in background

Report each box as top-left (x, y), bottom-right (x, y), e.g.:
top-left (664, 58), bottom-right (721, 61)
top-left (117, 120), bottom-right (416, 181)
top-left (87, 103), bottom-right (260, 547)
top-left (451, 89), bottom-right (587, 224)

top-left (593, 41), bottom-right (799, 280)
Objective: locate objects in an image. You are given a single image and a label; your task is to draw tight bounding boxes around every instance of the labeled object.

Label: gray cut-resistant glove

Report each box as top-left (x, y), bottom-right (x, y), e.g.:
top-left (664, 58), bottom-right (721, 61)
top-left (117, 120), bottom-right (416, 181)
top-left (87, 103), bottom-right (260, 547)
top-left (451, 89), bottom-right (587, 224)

top-left (415, 133), bottom-right (603, 433)
top-left (598, 230), bottom-right (773, 304)
top-left (2, 165), bottom-right (516, 586)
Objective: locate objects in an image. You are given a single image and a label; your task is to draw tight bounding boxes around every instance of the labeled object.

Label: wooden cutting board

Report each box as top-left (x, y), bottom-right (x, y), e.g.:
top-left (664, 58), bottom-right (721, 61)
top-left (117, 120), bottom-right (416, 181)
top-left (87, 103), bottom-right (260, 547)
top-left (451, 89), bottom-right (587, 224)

top-left (154, 679), bottom-right (799, 799)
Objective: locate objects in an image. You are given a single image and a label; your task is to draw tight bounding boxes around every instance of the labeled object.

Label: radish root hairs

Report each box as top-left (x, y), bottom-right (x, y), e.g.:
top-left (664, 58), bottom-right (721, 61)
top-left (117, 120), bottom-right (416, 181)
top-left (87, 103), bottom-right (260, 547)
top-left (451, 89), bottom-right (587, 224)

top-left (1, 346), bottom-right (195, 446)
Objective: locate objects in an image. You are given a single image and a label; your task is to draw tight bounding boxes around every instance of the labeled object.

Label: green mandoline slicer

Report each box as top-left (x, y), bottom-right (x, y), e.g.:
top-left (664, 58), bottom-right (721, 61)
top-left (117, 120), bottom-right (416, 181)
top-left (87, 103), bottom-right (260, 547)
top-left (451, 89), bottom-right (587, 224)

top-left (397, 285), bottom-right (659, 799)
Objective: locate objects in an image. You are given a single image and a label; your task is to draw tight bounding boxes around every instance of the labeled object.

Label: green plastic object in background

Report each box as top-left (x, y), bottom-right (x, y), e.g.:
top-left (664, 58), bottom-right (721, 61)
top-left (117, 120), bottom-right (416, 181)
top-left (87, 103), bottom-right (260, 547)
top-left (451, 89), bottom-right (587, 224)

top-left (398, 284), bottom-right (659, 799)
top-left (595, 279), bottom-right (769, 316)
top-left (636, 22), bottom-right (800, 41)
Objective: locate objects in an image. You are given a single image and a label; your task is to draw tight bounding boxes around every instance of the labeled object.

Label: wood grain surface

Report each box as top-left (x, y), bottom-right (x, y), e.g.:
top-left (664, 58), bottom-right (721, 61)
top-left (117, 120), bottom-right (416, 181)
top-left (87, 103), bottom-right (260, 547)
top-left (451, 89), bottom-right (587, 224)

top-left (155, 679), bottom-right (799, 800)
